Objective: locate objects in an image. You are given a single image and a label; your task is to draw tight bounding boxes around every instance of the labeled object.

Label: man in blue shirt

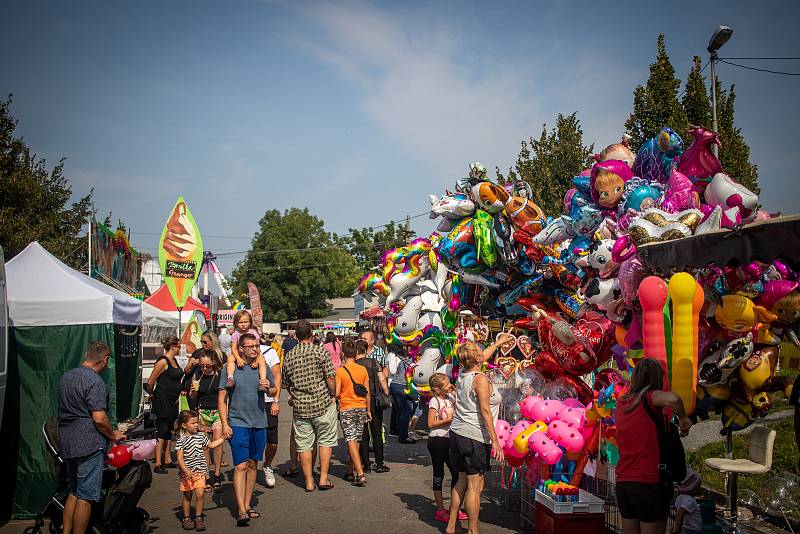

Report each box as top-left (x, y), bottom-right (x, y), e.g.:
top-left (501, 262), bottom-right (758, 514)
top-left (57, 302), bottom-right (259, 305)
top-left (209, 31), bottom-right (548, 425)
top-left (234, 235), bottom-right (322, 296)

top-left (218, 333), bottom-right (277, 526)
top-left (57, 341), bottom-right (125, 534)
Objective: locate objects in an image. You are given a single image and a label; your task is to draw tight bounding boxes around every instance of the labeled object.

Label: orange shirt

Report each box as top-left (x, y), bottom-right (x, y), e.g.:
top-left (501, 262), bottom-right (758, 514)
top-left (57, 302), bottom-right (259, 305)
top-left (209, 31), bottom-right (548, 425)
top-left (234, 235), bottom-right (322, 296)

top-left (335, 361), bottom-right (369, 411)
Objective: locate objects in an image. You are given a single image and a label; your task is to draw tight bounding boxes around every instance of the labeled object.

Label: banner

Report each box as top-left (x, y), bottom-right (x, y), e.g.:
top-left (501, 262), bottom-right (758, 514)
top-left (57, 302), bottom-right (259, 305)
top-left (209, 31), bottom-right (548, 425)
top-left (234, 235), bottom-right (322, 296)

top-left (91, 220), bottom-right (141, 288)
top-left (247, 282), bottom-right (263, 330)
top-left (158, 197), bottom-right (203, 309)
top-left (179, 314), bottom-right (202, 354)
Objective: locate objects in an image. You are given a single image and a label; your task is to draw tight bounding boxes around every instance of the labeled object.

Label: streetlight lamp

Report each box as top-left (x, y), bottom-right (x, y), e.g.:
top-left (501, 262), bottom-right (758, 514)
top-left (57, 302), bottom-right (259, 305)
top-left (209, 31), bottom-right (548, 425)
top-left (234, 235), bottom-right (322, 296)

top-left (708, 25), bottom-right (734, 157)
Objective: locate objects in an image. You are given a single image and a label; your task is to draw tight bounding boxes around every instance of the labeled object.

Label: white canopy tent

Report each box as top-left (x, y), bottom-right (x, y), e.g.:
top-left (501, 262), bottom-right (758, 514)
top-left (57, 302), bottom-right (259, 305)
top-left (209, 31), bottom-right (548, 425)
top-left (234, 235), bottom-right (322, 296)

top-left (7, 242), bottom-right (142, 326)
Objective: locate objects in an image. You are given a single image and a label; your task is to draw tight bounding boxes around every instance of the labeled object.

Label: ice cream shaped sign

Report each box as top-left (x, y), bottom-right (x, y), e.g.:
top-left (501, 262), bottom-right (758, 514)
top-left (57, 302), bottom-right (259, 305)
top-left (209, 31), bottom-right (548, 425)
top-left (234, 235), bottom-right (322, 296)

top-left (158, 197), bottom-right (204, 309)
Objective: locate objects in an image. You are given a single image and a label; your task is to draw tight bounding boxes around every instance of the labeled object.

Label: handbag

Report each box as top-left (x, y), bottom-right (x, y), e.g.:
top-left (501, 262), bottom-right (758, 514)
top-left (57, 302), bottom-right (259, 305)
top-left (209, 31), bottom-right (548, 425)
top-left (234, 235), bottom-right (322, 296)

top-left (642, 395), bottom-right (687, 484)
top-left (343, 365), bottom-right (368, 398)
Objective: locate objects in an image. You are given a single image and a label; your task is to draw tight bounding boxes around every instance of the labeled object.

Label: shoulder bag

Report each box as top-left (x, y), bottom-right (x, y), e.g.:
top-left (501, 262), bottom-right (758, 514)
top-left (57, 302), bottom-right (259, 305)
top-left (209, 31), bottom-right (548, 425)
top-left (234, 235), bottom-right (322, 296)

top-left (343, 365), bottom-right (368, 398)
top-left (642, 395), bottom-right (687, 484)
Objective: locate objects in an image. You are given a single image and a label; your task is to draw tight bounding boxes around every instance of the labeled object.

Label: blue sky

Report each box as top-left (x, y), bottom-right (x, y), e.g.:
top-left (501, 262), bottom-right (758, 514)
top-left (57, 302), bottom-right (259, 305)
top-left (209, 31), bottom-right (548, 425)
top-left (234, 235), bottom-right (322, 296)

top-left (3, 1), bottom-right (799, 276)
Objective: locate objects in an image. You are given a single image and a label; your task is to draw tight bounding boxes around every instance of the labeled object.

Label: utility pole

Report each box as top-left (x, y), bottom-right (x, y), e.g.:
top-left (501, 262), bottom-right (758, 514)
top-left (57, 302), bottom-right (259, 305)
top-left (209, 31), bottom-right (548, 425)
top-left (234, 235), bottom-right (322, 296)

top-left (87, 213), bottom-right (92, 277)
top-left (707, 26), bottom-right (733, 158)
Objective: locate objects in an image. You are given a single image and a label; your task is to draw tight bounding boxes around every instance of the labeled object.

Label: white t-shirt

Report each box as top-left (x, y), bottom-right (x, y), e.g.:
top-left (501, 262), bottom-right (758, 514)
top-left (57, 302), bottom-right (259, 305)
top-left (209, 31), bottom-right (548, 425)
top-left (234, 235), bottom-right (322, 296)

top-left (429, 395), bottom-right (455, 438)
top-left (260, 346), bottom-right (281, 403)
top-left (675, 495), bottom-right (704, 534)
top-left (219, 332), bottom-right (232, 356)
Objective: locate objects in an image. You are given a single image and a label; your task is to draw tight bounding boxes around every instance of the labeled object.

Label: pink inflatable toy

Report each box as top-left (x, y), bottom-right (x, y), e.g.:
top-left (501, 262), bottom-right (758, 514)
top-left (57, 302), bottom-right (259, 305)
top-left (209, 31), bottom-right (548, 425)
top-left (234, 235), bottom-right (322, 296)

top-left (660, 169), bottom-right (700, 213)
top-left (531, 399), bottom-right (563, 424)
top-left (557, 406), bottom-right (586, 427)
top-left (519, 396), bottom-right (542, 420)
top-left (495, 420), bottom-right (512, 449)
top-left (528, 431), bottom-right (564, 465)
top-left (547, 421), bottom-right (586, 453)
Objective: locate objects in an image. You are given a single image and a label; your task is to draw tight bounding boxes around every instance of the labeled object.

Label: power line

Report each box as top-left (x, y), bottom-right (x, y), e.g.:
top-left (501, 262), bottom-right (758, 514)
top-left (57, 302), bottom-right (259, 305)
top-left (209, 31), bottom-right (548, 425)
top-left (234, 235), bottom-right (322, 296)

top-left (720, 57), bottom-right (800, 61)
top-left (718, 59), bottom-right (800, 76)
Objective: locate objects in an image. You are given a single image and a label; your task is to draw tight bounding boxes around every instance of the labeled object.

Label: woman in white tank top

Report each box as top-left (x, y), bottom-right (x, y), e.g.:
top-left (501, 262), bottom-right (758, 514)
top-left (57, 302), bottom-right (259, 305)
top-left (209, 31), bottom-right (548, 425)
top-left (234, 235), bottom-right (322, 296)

top-left (446, 337), bottom-right (511, 534)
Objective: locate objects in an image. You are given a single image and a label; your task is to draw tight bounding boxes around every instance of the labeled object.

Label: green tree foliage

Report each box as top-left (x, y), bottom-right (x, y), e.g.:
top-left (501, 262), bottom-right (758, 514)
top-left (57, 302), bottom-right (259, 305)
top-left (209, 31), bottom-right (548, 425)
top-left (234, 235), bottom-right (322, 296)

top-left (713, 80), bottom-right (760, 196)
top-left (231, 208), bottom-right (360, 322)
top-left (498, 113), bottom-right (593, 217)
top-left (625, 34), bottom-right (688, 151)
top-left (338, 221), bottom-right (408, 275)
top-left (0, 97), bottom-right (92, 266)
top-left (682, 56), bottom-right (713, 129)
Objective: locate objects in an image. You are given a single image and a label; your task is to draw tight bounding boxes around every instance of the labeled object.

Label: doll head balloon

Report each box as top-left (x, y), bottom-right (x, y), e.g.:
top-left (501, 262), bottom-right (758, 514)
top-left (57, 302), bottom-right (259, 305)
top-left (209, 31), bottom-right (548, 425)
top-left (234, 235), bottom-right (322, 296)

top-left (595, 137), bottom-right (635, 168)
top-left (759, 280), bottom-right (800, 325)
top-left (715, 294), bottom-right (776, 334)
top-left (591, 160), bottom-right (634, 209)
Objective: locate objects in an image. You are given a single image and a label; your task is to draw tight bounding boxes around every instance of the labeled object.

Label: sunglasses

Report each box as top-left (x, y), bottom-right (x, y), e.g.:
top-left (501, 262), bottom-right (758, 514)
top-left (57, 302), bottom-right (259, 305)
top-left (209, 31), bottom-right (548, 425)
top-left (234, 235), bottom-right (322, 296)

top-left (200, 364), bottom-right (214, 369)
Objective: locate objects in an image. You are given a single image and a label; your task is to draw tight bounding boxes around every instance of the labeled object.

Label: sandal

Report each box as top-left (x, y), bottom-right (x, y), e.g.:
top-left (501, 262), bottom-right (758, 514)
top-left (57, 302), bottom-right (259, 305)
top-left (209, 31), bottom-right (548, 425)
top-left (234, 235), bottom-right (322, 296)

top-left (283, 469), bottom-right (299, 478)
top-left (318, 481), bottom-right (334, 490)
top-left (236, 513), bottom-right (250, 527)
top-left (213, 477), bottom-right (222, 492)
top-left (194, 516), bottom-right (206, 532)
top-left (182, 517), bottom-right (195, 530)
top-left (246, 509), bottom-right (260, 519)
top-left (305, 485), bottom-right (317, 492)
top-left (352, 474), bottom-right (367, 487)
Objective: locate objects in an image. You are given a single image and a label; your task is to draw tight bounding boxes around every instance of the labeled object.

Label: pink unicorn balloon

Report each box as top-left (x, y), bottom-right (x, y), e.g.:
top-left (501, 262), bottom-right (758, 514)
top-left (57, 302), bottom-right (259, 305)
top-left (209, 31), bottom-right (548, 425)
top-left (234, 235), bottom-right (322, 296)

top-left (660, 169), bottom-right (700, 213)
top-left (677, 127), bottom-right (723, 188)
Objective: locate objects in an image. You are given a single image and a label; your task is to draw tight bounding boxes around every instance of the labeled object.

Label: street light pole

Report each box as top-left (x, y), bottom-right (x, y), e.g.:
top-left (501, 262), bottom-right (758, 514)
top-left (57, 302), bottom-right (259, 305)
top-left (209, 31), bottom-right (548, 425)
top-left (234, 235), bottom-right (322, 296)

top-left (707, 25), bottom-right (733, 158)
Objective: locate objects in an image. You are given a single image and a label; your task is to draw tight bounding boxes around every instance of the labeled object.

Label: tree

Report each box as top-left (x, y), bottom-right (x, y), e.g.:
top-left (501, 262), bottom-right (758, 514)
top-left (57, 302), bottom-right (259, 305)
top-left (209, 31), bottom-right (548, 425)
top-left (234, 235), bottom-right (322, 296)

top-left (0, 97), bottom-right (92, 265)
top-left (338, 221), bottom-right (408, 274)
top-left (231, 208), bottom-right (361, 322)
top-left (498, 112), bottom-right (593, 217)
top-left (682, 56), bottom-right (713, 129)
top-left (714, 81), bottom-right (760, 195)
top-left (625, 35), bottom-right (688, 151)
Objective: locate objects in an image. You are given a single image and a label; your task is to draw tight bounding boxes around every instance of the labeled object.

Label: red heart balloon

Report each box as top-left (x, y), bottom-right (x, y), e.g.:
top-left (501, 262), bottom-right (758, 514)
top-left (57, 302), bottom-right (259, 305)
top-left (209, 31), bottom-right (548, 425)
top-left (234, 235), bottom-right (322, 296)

top-left (532, 350), bottom-right (563, 379)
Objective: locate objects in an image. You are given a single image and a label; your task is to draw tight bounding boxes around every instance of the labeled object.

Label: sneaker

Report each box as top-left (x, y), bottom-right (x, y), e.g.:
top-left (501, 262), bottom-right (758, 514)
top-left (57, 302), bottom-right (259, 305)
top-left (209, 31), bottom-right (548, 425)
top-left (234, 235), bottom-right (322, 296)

top-left (263, 466), bottom-right (275, 488)
top-left (433, 508), bottom-right (450, 523)
top-left (374, 464), bottom-right (390, 473)
top-left (458, 510), bottom-right (468, 520)
top-left (388, 431), bottom-right (399, 437)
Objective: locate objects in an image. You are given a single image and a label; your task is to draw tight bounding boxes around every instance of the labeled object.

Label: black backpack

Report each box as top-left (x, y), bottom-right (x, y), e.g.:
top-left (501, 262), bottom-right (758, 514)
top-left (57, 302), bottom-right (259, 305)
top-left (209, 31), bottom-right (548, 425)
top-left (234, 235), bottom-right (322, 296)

top-left (642, 397), bottom-right (687, 483)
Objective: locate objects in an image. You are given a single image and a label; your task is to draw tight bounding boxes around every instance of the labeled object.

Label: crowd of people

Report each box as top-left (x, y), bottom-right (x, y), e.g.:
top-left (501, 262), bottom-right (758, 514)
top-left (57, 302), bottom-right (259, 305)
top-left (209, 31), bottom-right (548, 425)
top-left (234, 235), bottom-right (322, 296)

top-left (57, 314), bottom-right (793, 534)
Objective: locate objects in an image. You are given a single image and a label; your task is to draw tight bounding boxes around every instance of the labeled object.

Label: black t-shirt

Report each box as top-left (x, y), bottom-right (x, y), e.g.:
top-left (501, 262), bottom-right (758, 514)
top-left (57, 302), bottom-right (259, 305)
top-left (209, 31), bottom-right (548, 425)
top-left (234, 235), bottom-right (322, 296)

top-left (357, 357), bottom-right (382, 407)
top-left (196, 373), bottom-right (221, 410)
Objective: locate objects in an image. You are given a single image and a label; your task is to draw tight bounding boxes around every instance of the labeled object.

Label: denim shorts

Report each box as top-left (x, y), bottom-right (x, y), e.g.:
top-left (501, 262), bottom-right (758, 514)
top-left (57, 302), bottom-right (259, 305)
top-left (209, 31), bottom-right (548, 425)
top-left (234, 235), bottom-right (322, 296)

top-left (229, 427), bottom-right (267, 466)
top-left (66, 449), bottom-right (105, 501)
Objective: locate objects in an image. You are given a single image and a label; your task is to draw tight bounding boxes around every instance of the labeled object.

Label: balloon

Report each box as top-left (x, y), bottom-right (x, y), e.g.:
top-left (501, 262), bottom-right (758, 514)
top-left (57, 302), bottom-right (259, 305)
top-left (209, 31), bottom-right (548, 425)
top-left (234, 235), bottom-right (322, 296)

top-left (704, 173), bottom-right (759, 228)
top-left (541, 382), bottom-right (574, 402)
top-left (676, 126), bottom-right (723, 187)
top-left (639, 276), bottom-right (669, 388)
top-left (633, 127), bottom-right (684, 184)
top-left (516, 367), bottom-right (546, 397)
top-left (759, 475), bottom-right (800, 517)
top-left (108, 444), bottom-right (132, 469)
top-left (528, 431), bottom-right (563, 465)
top-left (660, 169), bottom-right (699, 213)
top-left (669, 272), bottom-right (699, 414)
top-left (714, 294), bottom-right (776, 335)
top-left (127, 439), bottom-right (157, 461)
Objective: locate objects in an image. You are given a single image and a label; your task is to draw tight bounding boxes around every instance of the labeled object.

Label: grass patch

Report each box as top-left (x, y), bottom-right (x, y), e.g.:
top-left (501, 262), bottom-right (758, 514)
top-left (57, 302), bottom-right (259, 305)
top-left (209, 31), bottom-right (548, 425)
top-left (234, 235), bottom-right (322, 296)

top-left (687, 416), bottom-right (798, 495)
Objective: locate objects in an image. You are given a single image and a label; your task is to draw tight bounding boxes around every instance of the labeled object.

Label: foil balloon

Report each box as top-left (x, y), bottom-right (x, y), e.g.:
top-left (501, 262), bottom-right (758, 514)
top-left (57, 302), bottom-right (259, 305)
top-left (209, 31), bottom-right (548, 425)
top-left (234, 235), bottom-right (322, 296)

top-left (639, 276), bottom-right (669, 388)
top-left (127, 439), bottom-right (157, 461)
top-left (660, 169), bottom-right (700, 213)
top-left (676, 126), bottom-right (723, 188)
top-left (472, 210), bottom-right (497, 267)
top-left (633, 127), bottom-right (685, 184)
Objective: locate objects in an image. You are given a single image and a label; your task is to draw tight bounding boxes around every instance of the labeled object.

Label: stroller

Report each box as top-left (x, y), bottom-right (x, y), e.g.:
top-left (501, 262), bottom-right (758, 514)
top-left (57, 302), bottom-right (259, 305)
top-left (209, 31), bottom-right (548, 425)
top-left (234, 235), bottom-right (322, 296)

top-left (24, 417), bottom-right (153, 534)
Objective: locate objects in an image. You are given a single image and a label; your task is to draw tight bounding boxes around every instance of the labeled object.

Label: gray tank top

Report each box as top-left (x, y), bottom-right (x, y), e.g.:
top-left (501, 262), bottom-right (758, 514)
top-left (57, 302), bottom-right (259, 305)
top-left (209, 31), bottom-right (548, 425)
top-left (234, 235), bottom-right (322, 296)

top-left (450, 371), bottom-right (501, 444)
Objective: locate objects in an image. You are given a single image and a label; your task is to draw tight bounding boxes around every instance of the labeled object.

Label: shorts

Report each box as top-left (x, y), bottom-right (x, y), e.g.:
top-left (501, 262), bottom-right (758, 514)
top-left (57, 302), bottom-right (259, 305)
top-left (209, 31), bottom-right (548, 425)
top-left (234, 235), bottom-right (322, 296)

top-left (616, 481), bottom-right (672, 522)
top-left (66, 450), bottom-right (105, 501)
top-left (449, 432), bottom-right (491, 475)
top-left (266, 402), bottom-right (279, 445)
top-left (339, 408), bottom-right (367, 442)
top-left (293, 402), bottom-right (338, 452)
top-left (198, 409), bottom-right (221, 431)
top-left (229, 426), bottom-right (267, 466)
top-left (179, 471), bottom-right (207, 492)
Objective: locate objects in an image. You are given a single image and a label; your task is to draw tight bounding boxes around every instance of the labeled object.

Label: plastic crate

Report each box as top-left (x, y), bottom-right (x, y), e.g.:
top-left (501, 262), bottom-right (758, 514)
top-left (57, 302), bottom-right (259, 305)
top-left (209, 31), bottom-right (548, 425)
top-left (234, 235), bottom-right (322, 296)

top-left (535, 489), bottom-right (605, 514)
top-left (535, 500), bottom-right (605, 534)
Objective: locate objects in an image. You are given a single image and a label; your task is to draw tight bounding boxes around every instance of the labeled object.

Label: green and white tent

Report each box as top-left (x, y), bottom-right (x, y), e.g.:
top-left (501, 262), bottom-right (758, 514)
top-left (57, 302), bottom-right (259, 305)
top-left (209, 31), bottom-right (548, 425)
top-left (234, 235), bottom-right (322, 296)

top-left (0, 242), bottom-right (143, 519)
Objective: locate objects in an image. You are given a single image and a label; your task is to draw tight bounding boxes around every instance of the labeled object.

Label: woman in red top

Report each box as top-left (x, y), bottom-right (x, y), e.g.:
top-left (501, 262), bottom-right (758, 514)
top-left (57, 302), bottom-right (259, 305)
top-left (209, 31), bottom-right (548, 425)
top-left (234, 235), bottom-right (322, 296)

top-left (616, 359), bottom-right (692, 534)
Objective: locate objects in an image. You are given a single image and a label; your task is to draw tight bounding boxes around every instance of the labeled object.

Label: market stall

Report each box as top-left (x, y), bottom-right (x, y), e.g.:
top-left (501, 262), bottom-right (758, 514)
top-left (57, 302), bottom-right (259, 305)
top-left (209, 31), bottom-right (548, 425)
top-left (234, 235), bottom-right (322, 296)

top-left (356, 126), bottom-right (799, 530)
top-left (0, 242), bottom-right (143, 519)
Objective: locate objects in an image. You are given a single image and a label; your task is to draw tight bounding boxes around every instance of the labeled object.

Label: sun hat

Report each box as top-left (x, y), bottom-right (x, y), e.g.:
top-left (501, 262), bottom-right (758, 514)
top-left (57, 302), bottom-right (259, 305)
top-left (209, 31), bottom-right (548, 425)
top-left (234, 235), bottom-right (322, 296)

top-left (677, 468), bottom-right (701, 493)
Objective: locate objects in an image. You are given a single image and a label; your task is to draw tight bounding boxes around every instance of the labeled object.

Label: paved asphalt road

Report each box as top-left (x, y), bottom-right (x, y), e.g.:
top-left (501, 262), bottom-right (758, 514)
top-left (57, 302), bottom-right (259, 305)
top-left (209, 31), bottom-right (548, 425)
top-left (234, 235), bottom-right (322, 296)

top-left (1, 412), bottom-right (526, 534)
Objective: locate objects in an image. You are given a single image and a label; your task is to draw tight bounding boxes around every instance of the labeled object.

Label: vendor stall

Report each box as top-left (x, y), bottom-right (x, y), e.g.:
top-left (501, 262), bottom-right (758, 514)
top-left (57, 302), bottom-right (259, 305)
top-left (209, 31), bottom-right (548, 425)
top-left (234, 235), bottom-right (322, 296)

top-left (0, 242), bottom-right (143, 519)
